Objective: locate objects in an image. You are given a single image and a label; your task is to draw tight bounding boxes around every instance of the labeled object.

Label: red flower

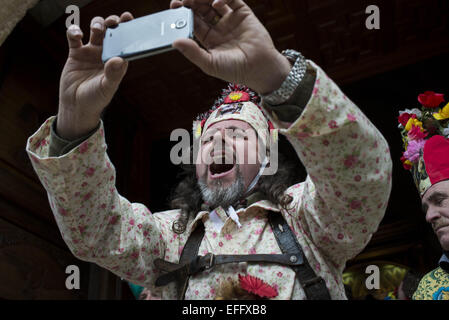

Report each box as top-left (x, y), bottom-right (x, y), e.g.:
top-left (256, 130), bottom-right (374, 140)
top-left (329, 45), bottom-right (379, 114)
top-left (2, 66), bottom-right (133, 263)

top-left (418, 91), bottom-right (445, 108)
top-left (238, 274), bottom-right (278, 298)
top-left (407, 125), bottom-right (428, 140)
top-left (400, 155), bottom-right (412, 170)
top-left (398, 113), bottom-right (414, 126)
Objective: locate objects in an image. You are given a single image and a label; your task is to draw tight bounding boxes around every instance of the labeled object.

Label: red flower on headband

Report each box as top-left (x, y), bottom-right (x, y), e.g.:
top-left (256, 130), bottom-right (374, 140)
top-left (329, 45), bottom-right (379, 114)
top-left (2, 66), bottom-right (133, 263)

top-left (224, 91), bottom-right (250, 104)
top-left (418, 91), bottom-right (445, 108)
top-left (238, 274), bottom-right (278, 298)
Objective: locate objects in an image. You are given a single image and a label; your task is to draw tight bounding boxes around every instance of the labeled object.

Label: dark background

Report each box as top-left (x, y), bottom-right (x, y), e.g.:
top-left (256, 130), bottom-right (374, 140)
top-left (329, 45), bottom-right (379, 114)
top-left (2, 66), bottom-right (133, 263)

top-left (0, 0), bottom-right (448, 299)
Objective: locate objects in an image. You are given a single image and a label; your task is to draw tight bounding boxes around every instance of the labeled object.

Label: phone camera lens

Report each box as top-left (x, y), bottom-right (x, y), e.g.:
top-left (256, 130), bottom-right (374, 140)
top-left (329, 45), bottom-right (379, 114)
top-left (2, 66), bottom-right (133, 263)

top-left (175, 19), bottom-right (187, 29)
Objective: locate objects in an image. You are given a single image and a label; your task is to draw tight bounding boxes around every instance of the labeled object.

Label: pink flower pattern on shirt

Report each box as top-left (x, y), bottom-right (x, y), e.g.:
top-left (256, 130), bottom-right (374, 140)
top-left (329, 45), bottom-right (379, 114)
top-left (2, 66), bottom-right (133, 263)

top-left (26, 61), bottom-right (392, 300)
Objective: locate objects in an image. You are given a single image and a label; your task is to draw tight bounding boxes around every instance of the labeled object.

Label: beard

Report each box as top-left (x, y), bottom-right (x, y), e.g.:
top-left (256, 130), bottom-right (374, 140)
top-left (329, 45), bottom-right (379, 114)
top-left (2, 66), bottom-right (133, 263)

top-left (197, 164), bottom-right (246, 209)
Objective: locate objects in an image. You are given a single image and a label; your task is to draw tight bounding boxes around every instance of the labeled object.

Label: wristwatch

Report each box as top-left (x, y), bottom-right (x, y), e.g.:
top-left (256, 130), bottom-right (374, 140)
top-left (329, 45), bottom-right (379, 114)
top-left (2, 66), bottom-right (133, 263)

top-left (262, 49), bottom-right (307, 105)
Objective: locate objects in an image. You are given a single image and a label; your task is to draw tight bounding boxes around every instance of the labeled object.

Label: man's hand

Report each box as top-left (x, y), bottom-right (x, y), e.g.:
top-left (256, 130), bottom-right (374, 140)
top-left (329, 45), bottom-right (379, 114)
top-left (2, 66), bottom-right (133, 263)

top-left (170, 0), bottom-right (291, 95)
top-left (57, 12), bottom-right (134, 140)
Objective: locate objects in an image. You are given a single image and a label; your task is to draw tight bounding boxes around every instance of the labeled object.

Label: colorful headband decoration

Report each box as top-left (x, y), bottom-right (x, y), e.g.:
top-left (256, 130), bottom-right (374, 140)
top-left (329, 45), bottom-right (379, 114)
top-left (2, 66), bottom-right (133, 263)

top-left (398, 91), bottom-right (449, 195)
top-left (193, 84), bottom-right (276, 145)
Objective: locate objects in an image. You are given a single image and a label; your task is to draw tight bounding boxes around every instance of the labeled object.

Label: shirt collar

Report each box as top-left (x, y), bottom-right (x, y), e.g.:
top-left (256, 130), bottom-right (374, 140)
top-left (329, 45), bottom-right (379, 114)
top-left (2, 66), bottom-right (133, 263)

top-left (439, 251), bottom-right (449, 272)
top-left (190, 192), bottom-right (281, 229)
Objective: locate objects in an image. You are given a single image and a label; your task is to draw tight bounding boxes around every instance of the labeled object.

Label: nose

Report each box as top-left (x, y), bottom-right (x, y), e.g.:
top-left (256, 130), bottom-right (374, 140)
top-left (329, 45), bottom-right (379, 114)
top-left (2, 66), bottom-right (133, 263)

top-left (425, 206), bottom-right (441, 224)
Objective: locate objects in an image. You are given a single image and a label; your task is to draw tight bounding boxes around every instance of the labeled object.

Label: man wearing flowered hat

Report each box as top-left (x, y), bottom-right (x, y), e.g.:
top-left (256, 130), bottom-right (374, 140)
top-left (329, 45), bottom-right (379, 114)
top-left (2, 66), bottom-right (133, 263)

top-left (398, 91), bottom-right (449, 300)
top-left (25, 0), bottom-right (392, 299)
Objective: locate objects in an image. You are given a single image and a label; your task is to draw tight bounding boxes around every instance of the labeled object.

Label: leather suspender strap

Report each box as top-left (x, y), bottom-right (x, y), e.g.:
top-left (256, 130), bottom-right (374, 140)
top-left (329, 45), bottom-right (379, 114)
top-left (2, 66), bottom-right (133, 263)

top-left (175, 222), bottom-right (205, 300)
top-left (155, 253), bottom-right (303, 287)
top-left (267, 212), bottom-right (331, 300)
top-left (154, 211), bottom-right (331, 300)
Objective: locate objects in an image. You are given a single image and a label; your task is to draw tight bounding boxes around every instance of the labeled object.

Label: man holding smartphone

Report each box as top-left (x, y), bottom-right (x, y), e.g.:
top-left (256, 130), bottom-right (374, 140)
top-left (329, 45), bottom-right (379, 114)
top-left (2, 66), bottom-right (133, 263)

top-left (26, 0), bottom-right (392, 299)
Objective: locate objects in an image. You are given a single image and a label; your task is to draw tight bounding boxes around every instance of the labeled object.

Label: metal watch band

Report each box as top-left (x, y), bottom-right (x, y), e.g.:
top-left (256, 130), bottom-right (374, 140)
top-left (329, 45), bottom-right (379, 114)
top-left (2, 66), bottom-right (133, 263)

top-left (262, 49), bottom-right (307, 106)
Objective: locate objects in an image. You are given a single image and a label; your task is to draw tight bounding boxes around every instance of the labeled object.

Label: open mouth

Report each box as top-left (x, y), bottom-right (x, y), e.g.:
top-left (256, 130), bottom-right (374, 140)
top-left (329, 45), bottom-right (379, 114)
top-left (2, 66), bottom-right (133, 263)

top-left (209, 154), bottom-right (235, 178)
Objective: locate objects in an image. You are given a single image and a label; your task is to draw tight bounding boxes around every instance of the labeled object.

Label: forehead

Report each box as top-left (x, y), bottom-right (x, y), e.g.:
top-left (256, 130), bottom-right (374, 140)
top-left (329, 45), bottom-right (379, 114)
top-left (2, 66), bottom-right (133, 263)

top-left (205, 119), bottom-right (254, 132)
top-left (422, 180), bottom-right (449, 202)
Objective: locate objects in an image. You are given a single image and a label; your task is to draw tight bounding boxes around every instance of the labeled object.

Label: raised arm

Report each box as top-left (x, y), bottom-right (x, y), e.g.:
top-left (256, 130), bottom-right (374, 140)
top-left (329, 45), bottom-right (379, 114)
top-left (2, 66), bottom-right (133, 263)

top-left (26, 13), bottom-right (177, 293)
top-left (268, 62), bottom-right (393, 268)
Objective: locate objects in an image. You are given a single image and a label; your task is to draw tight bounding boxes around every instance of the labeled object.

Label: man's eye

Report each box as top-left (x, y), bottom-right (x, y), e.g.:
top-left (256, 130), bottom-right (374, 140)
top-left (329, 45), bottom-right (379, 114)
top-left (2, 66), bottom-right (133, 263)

top-left (232, 132), bottom-right (248, 140)
top-left (202, 136), bottom-right (212, 144)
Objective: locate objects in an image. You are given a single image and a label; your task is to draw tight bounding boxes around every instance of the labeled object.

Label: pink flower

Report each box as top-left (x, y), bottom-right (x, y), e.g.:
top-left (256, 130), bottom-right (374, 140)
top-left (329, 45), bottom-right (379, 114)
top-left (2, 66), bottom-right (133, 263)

top-left (59, 207), bottom-right (68, 216)
top-left (82, 192), bottom-right (92, 201)
top-left (108, 215), bottom-right (118, 225)
top-left (407, 125), bottom-right (428, 141)
top-left (328, 120), bottom-right (338, 129)
top-left (403, 139), bottom-right (426, 163)
top-left (296, 132), bottom-right (311, 139)
top-left (347, 113), bottom-right (357, 122)
top-left (79, 141), bottom-right (89, 154)
top-left (225, 234), bottom-right (232, 241)
top-left (344, 155), bottom-right (358, 168)
top-left (85, 167), bottom-right (95, 177)
top-left (350, 200), bottom-right (362, 210)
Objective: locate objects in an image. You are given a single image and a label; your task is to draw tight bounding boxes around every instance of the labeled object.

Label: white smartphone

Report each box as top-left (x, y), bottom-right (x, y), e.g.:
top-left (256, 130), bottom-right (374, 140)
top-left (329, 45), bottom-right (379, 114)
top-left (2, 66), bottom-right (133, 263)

top-left (102, 7), bottom-right (194, 63)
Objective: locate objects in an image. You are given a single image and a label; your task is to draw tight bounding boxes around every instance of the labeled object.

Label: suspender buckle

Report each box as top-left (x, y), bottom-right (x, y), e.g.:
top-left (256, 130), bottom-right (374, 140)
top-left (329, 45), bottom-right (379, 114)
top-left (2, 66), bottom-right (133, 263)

top-left (204, 253), bottom-right (215, 269)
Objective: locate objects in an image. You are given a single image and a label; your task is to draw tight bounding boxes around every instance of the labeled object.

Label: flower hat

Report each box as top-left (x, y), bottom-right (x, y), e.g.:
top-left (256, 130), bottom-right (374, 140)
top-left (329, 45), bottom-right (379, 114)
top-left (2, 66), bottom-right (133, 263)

top-left (193, 84), bottom-right (277, 149)
top-left (398, 91), bottom-right (449, 195)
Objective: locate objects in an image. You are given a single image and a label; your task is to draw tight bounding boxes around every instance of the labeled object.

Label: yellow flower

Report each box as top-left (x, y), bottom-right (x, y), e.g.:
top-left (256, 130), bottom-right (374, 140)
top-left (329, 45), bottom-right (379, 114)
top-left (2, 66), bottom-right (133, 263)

top-left (405, 117), bottom-right (423, 131)
top-left (229, 92), bottom-right (243, 101)
top-left (195, 123), bottom-right (202, 138)
top-left (433, 102), bottom-right (449, 120)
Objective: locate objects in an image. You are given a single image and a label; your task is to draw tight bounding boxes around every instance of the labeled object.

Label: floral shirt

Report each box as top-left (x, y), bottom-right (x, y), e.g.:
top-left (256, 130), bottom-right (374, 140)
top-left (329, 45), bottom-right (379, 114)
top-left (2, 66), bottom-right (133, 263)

top-left (413, 267), bottom-right (449, 300)
top-left (26, 61), bottom-right (392, 300)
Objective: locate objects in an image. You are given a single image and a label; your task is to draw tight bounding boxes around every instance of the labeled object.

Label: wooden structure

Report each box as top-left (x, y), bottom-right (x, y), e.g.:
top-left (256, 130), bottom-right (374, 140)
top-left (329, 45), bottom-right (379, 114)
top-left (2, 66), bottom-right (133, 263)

top-left (0, 0), bottom-right (447, 299)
